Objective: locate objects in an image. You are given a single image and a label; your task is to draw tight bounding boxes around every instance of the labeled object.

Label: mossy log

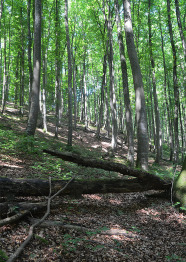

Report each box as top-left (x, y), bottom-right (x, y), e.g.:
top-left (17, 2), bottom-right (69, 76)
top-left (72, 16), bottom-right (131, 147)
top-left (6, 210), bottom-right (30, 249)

top-left (173, 156), bottom-right (186, 209)
top-left (0, 176), bottom-right (170, 198)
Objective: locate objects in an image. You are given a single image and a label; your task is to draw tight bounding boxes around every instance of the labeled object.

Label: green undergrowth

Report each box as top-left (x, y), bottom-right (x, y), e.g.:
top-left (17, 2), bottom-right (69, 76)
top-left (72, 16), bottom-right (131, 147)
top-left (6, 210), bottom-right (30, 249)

top-left (0, 111), bottom-right (178, 182)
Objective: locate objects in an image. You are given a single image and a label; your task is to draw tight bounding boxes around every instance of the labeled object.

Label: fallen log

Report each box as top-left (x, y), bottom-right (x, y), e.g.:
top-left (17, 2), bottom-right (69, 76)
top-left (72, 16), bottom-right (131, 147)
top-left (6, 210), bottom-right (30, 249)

top-left (0, 176), bottom-right (170, 198)
top-left (43, 149), bottom-right (171, 187)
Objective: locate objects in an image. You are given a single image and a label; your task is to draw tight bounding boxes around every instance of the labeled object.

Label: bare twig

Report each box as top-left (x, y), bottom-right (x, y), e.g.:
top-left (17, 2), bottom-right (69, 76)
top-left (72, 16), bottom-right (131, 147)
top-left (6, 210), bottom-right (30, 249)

top-left (7, 177), bottom-right (74, 262)
top-left (0, 210), bottom-right (30, 227)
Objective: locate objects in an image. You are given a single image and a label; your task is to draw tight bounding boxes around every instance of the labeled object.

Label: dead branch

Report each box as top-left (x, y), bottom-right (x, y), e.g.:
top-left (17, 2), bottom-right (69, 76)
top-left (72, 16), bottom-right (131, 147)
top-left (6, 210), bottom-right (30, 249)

top-left (29, 218), bottom-right (147, 240)
top-left (0, 199), bottom-right (65, 218)
top-left (0, 210), bottom-right (30, 227)
top-left (7, 177), bottom-right (74, 262)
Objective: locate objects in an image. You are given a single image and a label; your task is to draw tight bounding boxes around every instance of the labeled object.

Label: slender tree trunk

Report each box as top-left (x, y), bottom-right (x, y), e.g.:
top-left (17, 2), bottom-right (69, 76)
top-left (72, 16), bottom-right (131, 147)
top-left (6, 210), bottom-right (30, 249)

top-left (27, 0), bottom-right (33, 111)
top-left (159, 9), bottom-right (174, 160)
top-left (72, 55), bottom-right (77, 130)
top-left (54, 0), bottom-right (61, 138)
top-left (0, 1), bottom-right (4, 103)
top-left (97, 54), bottom-right (107, 138)
top-left (167, 0), bottom-right (179, 163)
top-left (20, 7), bottom-right (25, 116)
top-left (106, 1), bottom-right (117, 151)
top-left (149, 76), bottom-right (156, 152)
top-left (15, 55), bottom-right (19, 106)
top-left (65, 0), bottom-right (73, 146)
top-left (123, 0), bottom-right (148, 170)
top-left (1, 34), bottom-right (6, 114)
top-left (104, 80), bottom-right (110, 137)
top-left (42, 52), bottom-right (47, 132)
top-left (148, 0), bottom-right (161, 163)
top-left (83, 56), bottom-right (88, 129)
top-left (80, 65), bottom-right (84, 122)
top-left (115, 0), bottom-right (134, 165)
top-left (26, 0), bottom-right (41, 136)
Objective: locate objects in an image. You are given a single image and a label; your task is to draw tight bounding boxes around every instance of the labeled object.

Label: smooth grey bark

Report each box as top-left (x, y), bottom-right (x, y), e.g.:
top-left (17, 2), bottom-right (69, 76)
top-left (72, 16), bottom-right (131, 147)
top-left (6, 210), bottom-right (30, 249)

top-left (0, 1), bottom-right (3, 99)
top-left (104, 79), bottom-right (110, 137)
top-left (65, 0), bottom-right (73, 146)
top-left (54, 0), bottom-right (61, 138)
top-left (159, 10), bottom-right (173, 160)
top-left (97, 54), bottom-right (107, 138)
top-left (106, 1), bottom-right (117, 151)
top-left (1, 34), bottom-right (6, 114)
top-left (26, 0), bottom-right (41, 136)
top-left (123, 0), bottom-right (148, 170)
top-left (148, 0), bottom-right (161, 163)
top-left (80, 65), bottom-right (85, 122)
top-left (167, 0), bottom-right (179, 163)
top-left (115, 0), bottom-right (134, 165)
top-left (72, 55), bottom-right (77, 129)
top-left (20, 7), bottom-right (25, 116)
top-left (42, 52), bottom-right (47, 132)
top-left (83, 56), bottom-right (88, 129)
top-left (14, 56), bottom-right (19, 106)
top-left (27, 0), bottom-right (33, 111)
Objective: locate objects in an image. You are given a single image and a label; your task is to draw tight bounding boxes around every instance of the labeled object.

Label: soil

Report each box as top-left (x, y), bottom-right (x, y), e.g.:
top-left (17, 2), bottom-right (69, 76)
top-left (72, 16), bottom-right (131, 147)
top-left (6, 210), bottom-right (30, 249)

top-left (0, 105), bottom-right (185, 262)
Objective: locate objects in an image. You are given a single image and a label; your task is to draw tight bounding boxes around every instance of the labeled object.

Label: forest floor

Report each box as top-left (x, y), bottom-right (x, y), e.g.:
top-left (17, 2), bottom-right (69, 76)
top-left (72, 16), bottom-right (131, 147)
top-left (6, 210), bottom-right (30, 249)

top-left (0, 104), bottom-right (185, 262)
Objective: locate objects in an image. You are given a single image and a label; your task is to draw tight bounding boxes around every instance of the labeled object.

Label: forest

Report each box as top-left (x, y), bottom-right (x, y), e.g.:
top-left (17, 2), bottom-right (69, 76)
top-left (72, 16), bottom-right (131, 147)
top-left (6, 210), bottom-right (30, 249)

top-left (0, 0), bottom-right (185, 261)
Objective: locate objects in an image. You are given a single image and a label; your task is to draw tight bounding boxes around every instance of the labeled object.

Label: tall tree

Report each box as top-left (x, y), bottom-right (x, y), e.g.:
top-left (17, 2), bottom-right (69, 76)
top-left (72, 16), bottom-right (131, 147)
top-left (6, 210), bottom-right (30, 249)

top-left (105, 0), bottom-right (117, 151)
top-left (148, 0), bottom-right (161, 163)
top-left (115, 0), bottom-right (134, 165)
top-left (27, 0), bottom-right (33, 111)
top-left (159, 9), bottom-right (174, 161)
top-left (167, 0), bottom-right (179, 163)
top-left (26, 0), bottom-right (41, 136)
top-left (65, 0), bottom-right (73, 146)
top-left (97, 53), bottom-right (107, 138)
top-left (54, 0), bottom-right (61, 138)
top-left (123, 0), bottom-right (149, 170)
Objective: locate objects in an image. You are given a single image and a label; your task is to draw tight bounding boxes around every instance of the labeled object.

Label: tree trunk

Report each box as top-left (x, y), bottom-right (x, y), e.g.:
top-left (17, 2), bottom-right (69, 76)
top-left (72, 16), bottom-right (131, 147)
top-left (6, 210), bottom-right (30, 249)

top-left (26, 0), bottom-right (41, 136)
top-left (20, 7), bottom-right (25, 116)
top-left (27, 0), bottom-right (33, 111)
top-left (43, 149), bottom-right (171, 188)
top-left (97, 54), bottom-right (107, 138)
top-left (173, 156), bottom-right (186, 209)
top-left (83, 56), bottom-right (88, 129)
top-left (175, 0), bottom-right (186, 62)
top-left (159, 10), bottom-right (174, 161)
top-left (1, 34), bottom-right (6, 114)
top-left (0, 176), bottom-right (170, 198)
top-left (54, 0), bottom-right (61, 138)
top-left (65, 0), bottom-right (73, 146)
top-left (106, 1), bottom-right (117, 151)
top-left (148, 0), bottom-right (161, 163)
top-left (73, 54), bottom-right (77, 130)
top-left (123, 0), bottom-right (149, 170)
top-left (167, 0), bottom-right (179, 163)
top-left (115, 0), bottom-right (134, 165)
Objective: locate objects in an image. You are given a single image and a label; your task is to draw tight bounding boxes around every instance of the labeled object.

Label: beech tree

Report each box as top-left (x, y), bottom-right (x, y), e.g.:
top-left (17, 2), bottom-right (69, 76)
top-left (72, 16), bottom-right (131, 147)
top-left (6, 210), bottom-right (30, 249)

top-left (65, 0), bottom-right (73, 146)
top-left (26, 0), bottom-right (41, 136)
top-left (123, 0), bottom-right (149, 170)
